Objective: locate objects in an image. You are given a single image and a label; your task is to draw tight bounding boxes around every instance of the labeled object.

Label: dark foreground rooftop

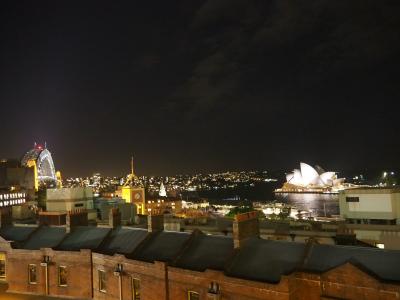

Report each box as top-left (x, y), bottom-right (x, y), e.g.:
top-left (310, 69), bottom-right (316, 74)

top-left (1, 224), bottom-right (400, 284)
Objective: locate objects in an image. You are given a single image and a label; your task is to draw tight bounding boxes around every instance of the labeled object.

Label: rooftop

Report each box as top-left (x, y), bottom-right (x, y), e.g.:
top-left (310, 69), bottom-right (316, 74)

top-left (342, 186), bottom-right (400, 194)
top-left (99, 227), bottom-right (148, 255)
top-left (1, 224), bottom-right (400, 284)
top-left (129, 231), bottom-right (191, 263)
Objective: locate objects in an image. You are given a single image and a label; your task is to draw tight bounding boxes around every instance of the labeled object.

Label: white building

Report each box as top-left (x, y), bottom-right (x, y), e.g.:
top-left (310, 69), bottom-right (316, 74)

top-left (339, 187), bottom-right (400, 224)
top-left (339, 187), bottom-right (400, 250)
top-left (46, 187), bottom-right (94, 212)
top-left (281, 162), bottom-right (345, 192)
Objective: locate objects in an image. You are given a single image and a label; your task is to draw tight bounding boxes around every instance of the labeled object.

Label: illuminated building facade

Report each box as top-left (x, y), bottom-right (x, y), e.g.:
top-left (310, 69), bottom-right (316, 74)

top-left (120, 186), bottom-right (145, 215)
top-left (159, 182), bottom-right (167, 197)
top-left (0, 191), bottom-right (26, 208)
top-left (145, 197), bottom-right (182, 215)
top-left (117, 157), bottom-right (146, 214)
top-left (279, 162), bottom-right (346, 193)
top-left (0, 159), bottom-right (34, 219)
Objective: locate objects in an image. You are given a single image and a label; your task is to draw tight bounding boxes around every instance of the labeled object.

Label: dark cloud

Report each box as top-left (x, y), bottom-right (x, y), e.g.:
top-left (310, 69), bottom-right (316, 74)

top-left (0, 0), bottom-right (399, 175)
top-left (167, 0), bottom-right (400, 117)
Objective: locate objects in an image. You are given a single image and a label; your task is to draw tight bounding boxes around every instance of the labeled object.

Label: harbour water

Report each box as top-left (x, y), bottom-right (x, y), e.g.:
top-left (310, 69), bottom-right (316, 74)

top-left (274, 192), bottom-right (339, 217)
top-left (199, 182), bottom-right (340, 217)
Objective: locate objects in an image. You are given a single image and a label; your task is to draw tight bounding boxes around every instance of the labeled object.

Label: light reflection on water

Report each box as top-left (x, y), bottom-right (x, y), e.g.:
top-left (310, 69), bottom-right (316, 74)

top-left (273, 193), bottom-right (339, 217)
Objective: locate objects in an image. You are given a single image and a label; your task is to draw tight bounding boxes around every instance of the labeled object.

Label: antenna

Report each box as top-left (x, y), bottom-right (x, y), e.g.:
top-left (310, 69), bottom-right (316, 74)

top-left (131, 156), bottom-right (134, 177)
top-left (45, 141), bottom-right (47, 149)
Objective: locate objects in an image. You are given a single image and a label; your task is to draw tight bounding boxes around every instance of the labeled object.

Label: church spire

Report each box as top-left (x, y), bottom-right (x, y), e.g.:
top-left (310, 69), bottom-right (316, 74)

top-left (124, 156), bottom-right (138, 187)
top-left (131, 155), bottom-right (135, 177)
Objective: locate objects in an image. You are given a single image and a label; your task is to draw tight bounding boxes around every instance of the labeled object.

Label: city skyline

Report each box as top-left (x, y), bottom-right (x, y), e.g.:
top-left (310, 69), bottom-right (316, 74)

top-left (1, 1), bottom-right (399, 176)
top-left (4, 143), bottom-right (400, 179)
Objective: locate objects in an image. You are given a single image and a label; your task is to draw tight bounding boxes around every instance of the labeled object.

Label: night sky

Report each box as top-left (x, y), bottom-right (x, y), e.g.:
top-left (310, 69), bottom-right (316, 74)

top-left (1, 1), bottom-right (399, 177)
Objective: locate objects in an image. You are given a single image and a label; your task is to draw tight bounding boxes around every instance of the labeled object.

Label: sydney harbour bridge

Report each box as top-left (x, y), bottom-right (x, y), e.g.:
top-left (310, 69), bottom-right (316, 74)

top-left (21, 143), bottom-right (57, 189)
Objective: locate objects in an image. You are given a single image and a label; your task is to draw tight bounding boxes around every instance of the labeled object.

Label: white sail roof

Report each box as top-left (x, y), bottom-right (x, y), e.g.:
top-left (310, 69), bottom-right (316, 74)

top-left (285, 163), bottom-right (341, 188)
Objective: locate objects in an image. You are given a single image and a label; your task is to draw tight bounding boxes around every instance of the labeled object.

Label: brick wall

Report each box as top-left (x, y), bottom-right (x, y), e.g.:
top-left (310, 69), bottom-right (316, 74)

top-left (168, 267), bottom-right (290, 300)
top-left (66, 209), bottom-right (88, 232)
top-left (2, 249), bottom-right (400, 300)
top-left (289, 272), bottom-right (321, 300)
top-left (320, 263), bottom-right (400, 300)
top-left (147, 213), bottom-right (164, 232)
top-left (6, 248), bottom-right (92, 299)
top-left (109, 208), bottom-right (121, 228)
top-left (233, 211), bottom-right (260, 248)
top-left (92, 253), bottom-right (168, 300)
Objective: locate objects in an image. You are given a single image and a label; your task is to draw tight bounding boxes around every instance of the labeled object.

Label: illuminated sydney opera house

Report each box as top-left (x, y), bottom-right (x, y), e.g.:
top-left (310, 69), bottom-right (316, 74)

top-left (277, 162), bottom-right (346, 193)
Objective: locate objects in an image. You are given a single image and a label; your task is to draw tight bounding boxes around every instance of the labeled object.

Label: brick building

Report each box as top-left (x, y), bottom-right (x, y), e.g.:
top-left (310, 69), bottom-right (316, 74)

top-left (1, 209), bottom-right (400, 300)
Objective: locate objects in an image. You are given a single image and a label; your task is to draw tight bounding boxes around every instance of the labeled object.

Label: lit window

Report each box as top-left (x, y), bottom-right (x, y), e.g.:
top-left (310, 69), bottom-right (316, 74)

top-left (0, 252), bottom-right (6, 280)
top-left (132, 277), bottom-right (140, 300)
top-left (188, 291), bottom-right (199, 300)
top-left (99, 270), bottom-right (106, 292)
top-left (58, 266), bottom-right (67, 286)
top-left (28, 264), bottom-right (37, 284)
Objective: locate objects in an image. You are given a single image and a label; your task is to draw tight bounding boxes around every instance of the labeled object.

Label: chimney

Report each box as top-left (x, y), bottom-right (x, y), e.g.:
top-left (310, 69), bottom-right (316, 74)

top-left (148, 213), bottom-right (164, 232)
top-left (0, 207), bottom-right (13, 228)
top-left (335, 223), bottom-right (356, 245)
top-left (66, 209), bottom-right (88, 233)
top-left (109, 207), bottom-right (121, 228)
top-left (232, 211), bottom-right (260, 248)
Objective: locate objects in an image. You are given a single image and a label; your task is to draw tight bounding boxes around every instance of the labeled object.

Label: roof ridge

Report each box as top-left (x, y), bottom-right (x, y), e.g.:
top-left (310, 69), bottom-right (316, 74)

top-left (298, 237), bottom-right (316, 270)
top-left (223, 247), bottom-right (240, 275)
top-left (170, 229), bottom-right (203, 267)
top-left (54, 226), bottom-right (111, 251)
top-left (343, 258), bottom-right (389, 282)
top-left (126, 230), bottom-right (161, 259)
top-left (94, 226), bottom-right (119, 254)
top-left (19, 224), bottom-right (43, 249)
top-left (51, 226), bottom-right (70, 250)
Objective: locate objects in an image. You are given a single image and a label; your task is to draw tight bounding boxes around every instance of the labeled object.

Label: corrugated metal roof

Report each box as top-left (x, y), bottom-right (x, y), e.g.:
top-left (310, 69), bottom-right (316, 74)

top-left (99, 227), bottom-right (148, 255)
top-left (2, 224), bottom-right (400, 283)
top-left (304, 243), bottom-right (400, 282)
top-left (130, 231), bottom-right (191, 263)
top-left (0, 225), bottom-right (37, 242)
top-left (173, 233), bottom-right (233, 272)
top-left (227, 238), bottom-right (306, 283)
top-left (56, 226), bottom-right (110, 251)
top-left (22, 226), bottom-right (66, 250)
